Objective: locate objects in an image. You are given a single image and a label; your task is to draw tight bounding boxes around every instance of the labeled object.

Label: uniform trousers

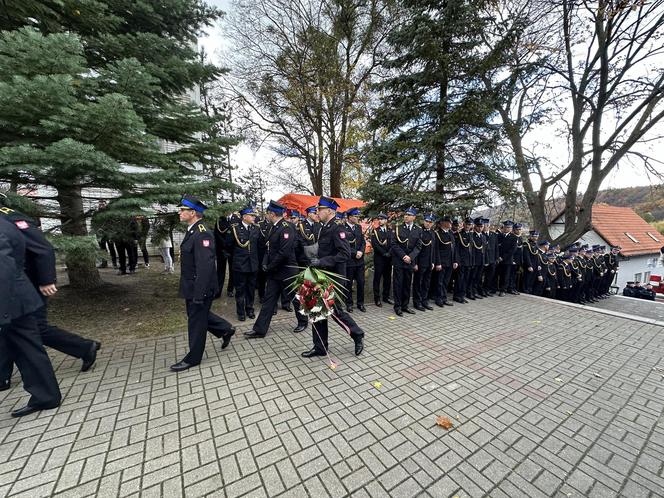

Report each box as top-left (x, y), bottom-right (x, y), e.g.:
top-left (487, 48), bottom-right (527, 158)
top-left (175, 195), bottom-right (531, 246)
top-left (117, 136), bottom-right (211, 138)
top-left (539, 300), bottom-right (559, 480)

top-left (523, 268), bottom-right (536, 294)
top-left (345, 264), bottom-right (365, 306)
top-left (253, 276), bottom-right (293, 335)
top-left (372, 255), bottom-right (392, 301)
top-left (497, 263), bottom-right (513, 292)
top-left (233, 270), bottom-right (256, 318)
top-left (453, 266), bottom-right (471, 300)
top-left (435, 266), bottom-right (454, 304)
top-left (483, 264), bottom-right (497, 293)
top-left (413, 265), bottom-right (433, 306)
top-left (182, 298), bottom-right (234, 366)
top-left (1, 314), bottom-right (61, 408)
top-left (392, 266), bottom-right (414, 311)
top-left (215, 250), bottom-right (228, 294)
top-left (0, 298), bottom-right (94, 384)
top-left (470, 265), bottom-right (483, 297)
top-left (311, 305), bottom-right (364, 353)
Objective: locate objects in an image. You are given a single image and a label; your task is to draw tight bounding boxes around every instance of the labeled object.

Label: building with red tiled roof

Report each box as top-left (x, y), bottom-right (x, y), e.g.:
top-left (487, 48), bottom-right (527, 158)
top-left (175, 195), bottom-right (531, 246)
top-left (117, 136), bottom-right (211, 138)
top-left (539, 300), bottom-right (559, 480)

top-left (549, 204), bottom-right (662, 291)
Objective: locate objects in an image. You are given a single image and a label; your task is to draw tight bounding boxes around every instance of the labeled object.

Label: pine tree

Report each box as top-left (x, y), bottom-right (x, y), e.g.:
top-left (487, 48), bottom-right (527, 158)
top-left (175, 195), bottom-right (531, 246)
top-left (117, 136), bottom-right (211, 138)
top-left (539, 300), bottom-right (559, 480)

top-left (0, 1), bottom-right (236, 287)
top-left (363, 0), bottom-right (516, 213)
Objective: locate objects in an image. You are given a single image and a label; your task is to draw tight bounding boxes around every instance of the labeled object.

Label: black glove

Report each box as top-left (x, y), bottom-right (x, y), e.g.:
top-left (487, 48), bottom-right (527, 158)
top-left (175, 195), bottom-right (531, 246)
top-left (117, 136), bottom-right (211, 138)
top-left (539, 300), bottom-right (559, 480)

top-left (310, 258), bottom-right (320, 267)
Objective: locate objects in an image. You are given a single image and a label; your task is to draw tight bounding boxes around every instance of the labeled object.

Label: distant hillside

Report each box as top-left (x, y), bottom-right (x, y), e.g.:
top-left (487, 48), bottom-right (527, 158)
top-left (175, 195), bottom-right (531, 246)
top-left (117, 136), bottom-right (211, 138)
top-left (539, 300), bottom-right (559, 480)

top-left (475, 184), bottom-right (664, 226)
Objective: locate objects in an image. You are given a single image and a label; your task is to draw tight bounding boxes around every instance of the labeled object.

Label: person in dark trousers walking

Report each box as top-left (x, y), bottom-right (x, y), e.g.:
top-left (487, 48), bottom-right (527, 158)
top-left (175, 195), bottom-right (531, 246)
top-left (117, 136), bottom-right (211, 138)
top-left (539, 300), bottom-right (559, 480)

top-left (303, 196), bottom-right (364, 358)
top-left (389, 207), bottom-right (422, 316)
top-left (245, 201), bottom-right (297, 339)
top-left (292, 206), bottom-right (320, 333)
top-left (0, 203), bottom-right (100, 393)
top-left (343, 207), bottom-right (366, 313)
top-left (170, 195), bottom-right (235, 372)
top-left (371, 213), bottom-right (392, 307)
top-left (227, 205), bottom-right (260, 321)
top-left (433, 216), bottom-right (457, 306)
top-left (0, 216), bottom-right (61, 417)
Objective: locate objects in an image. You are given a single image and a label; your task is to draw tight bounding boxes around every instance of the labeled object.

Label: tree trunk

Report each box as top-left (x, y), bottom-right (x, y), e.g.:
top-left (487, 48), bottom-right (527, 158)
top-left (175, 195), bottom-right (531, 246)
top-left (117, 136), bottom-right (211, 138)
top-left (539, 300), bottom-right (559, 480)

top-left (436, 76), bottom-right (449, 195)
top-left (56, 183), bottom-right (102, 289)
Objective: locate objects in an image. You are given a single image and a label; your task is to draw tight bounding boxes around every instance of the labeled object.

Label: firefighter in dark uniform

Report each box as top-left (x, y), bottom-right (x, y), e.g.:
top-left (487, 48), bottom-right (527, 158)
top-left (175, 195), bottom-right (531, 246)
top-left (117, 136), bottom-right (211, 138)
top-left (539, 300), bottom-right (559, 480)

top-left (389, 207), bottom-right (422, 316)
top-left (453, 218), bottom-right (474, 303)
top-left (228, 205), bottom-right (260, 321)
top-left (433, 216), bottom-right (457, 306)
top-left (344, 207), bottom-right (366, 313)
top-left (413, 213), bottom-right (436, 311)
top-left (370, 213), bottom-right (392, 307)
top-left (544, 252), bottom-right (559, 298)
top-left (255, 215), bottom-right (272, 304)
top-left (293, 206), bottom-right (320, 333)
top-left (170, 196), bottom-right (235, 372)
top-left (469, 217), bottom-right (485, 300)
top-left (0, 203), bottom-right (100, 393)
top-left (0, 217), bottom-right (61, 417)
top-left (510, 223), bottom-right (523, 293)
top-left (246, 201), bottom-right (297, 338)
top-left (482, 219), bottom-right (498, 296)
top-left (522, 230), bottom-right (539, 294)
top-left (497, 220), bottom-right (517, 295)
top-left (603, 246), bottom-right (620, 295)
top-left (304, 196), bottom-right (364, 357)
top-left (532, 240), bottom-right (549, 296)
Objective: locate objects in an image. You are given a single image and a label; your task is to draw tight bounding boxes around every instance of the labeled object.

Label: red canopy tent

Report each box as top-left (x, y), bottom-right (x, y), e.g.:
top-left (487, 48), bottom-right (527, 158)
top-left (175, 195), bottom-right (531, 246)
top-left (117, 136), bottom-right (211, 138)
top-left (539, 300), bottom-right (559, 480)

top-left (277, 193), bottom-right (365, 214)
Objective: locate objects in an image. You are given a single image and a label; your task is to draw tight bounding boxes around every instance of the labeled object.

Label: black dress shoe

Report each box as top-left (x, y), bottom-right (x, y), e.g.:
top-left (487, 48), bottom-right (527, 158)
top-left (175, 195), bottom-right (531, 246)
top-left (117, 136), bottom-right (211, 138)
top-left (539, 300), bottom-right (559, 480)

top-left (357, 304), bottom-right (366, 312)
top-left (395, 308), bottom-right (403, 316)
top-left (293, 324), bottom-right (307, 333)
top-left (508, 290), bottom-right (519, 295)
top-left (221, 328), bottom-right (235, 349)
top-left (475, 295), bottom-right (483, 299)
top-left (384, 298), bottom-right (394, 305)
top-left (301, 348), bottom-right (326, 358)
top-left (375, 300), bottom-right (382, 307)
top-left (11, 404), bottom-right (58, 418)
top-left (467, 296), bottom-right (476, 301)
top-left (423, 304), bottom-right (434, 310)
top-left (444, 301), bottom-right (453, 306)
top-left (81, 341), bottom-right (99, 372)
top-left (462, 299), bottom-right (469, 304)
top-left (415, 305), bottom-right (426, 311)
top-left (238, 316), bottom-right (246, 322)
top-left (247, 312), bottom-right (255, 319)
top-left (170, 361), bottom-right (193, 372)
top-left (244, 330), bottom-right (266, 339)
top-left (498, 291), bottom-right (505, 297)
top-left (273, 308), bottom-right (278, 315)
top-left (354, 339), bottom-right (364, 356)
top-left (435, 302), bottom-right (444, 308)
top-left (346, 305), bottom-right (353, 313)
top-left (403, 308), bottom-right (416, 314)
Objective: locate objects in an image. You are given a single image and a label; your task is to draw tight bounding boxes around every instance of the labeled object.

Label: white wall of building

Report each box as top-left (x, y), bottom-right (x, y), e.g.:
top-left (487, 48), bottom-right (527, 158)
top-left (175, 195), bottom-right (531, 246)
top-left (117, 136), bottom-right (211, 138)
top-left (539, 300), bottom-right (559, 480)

top-left (616, 254), bottom-right (661, 290)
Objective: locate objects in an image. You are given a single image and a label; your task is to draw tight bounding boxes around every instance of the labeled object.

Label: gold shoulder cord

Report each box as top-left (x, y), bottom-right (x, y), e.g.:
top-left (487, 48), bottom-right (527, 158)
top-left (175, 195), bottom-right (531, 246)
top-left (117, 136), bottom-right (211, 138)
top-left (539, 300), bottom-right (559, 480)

top-left (421, 231), bottom-right (432, 247)
top-left (528, 242), bottom-right (538, 255)
top-left (562, 264), bottom-right (571, 278)
top-left (232, 225), bottom-right (250, 249)
top-left (547, 264), bottom-right (557, 276)
top-left (395, 225), bottom-right (408, 244)
top-left (472, 233), bottom-right (483, 250)
top-left (299, 223), bottom-right (314, 242)
top-left (373, 228), bottom-right (387, 246)
top-left (457, 231), bottom-right (470, 248)
top-left (435, 230), bottom-right (452, 245)
top-left (216, 219), bottom-right (228, 234)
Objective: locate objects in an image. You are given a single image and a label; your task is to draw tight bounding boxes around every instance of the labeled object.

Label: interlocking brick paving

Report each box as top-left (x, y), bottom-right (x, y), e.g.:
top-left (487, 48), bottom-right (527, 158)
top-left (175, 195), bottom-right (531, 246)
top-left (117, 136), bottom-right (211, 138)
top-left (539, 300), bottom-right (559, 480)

top-left (2, 294), bottom-right (664, 497)
top-left (587, 294), bottom-right (664, 323)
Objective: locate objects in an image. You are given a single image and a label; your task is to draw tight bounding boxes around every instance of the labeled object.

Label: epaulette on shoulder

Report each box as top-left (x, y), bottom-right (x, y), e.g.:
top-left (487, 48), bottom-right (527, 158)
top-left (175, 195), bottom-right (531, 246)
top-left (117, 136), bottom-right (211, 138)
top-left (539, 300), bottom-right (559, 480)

top-left (198, 224), bottom-right (207, 232)
top-left (282, 221), bottom-right (289, 227)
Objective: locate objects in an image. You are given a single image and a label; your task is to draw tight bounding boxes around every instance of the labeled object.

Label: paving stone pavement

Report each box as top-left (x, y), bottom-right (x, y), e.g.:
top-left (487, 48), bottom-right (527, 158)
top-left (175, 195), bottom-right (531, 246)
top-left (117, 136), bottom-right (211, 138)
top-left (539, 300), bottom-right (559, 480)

top-left (587, 294), bottom-right (664, 323)
top-left (2, 294), bottom-right (664, 497)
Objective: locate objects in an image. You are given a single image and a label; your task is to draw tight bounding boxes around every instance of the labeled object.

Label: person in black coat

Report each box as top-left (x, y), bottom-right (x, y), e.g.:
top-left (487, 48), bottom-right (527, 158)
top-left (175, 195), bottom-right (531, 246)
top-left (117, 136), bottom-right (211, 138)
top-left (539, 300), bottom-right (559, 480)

top-left (433, 216), bottom-right (457, 306)
top-left (343, 207), bottom-right (366, 313)
top-left (389, 207), bottom-right (422, 316)
top-left (0, 217), bottom-right (61, 417)
top-left (227, 205), bottom-right (260, 321)
top-left (497, 220), bottom-right (517, 295)
top-left (304, 196), bottom-right (364, 357)
top-left (453, 218), bottom-right (474, 303)
top-left (370, 213), bottom-right (392, 307)
top-left (0, 205), bottom-right (100, 392)
top-left (413, 213), bottom-right (437, 311)
top-left (522, 230), bottom-right (539, 294)
top-left (469, 217), bottom-right (485, 300)
top-left (170, 196), bottom-right (235, 372)
top-left (482, 219), bottom-right (498, 295)
top-left (246, 201), bottom-right (297, 338)
top-left (292, 206), bottom-right (321, 333)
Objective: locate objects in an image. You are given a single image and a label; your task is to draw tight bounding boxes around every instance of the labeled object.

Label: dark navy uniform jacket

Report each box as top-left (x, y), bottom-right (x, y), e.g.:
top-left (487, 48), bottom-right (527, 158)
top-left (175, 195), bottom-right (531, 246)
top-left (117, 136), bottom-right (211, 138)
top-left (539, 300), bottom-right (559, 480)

top-left (389, 223), bottom-right (422, 268)
top-left (344, 222), bottom-right (365, 268)
top-left (455, 229), bottom-right (473, 267)
top-left (264, 219), bottom-right (296, 280)
top-left (315, 220), bottom-right (351, 276)
top-left (418, 228), bottom-right (436, 268)
top-left (0, 207), bottom-right (56, 287)
top-left (499, 232), bottom-right (518, 264)
top-left (434, 228), bottom-right (456, 266)
top-left (179, 219), bottom-right (219, 301)
top-left (471, 230), bottom-right (485, 266)
top-left (228, 222), bottom-right (260, 273)
top-left (370, 226), bottom-right (391, 259)
top-left (0, 217), bottom-right (43, 325)
top-left (295, 220), bottom-right (319, 265)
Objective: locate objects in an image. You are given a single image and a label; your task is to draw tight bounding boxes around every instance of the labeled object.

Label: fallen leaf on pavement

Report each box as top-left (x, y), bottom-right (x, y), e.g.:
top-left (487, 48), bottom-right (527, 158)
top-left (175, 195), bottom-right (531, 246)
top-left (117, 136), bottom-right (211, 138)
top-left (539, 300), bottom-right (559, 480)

top-left (435, 416), bottom-right (453, 430)
top-left (593, 372), bottom-right (603, 378)
top-left (555, 377), bottom-right (563, 383)
top-left (388, 316), bottom-right (396, 320)
top-left (372, 381), bottom-right (382, 389)
top-left (329, 361), bottom-right (337, 370)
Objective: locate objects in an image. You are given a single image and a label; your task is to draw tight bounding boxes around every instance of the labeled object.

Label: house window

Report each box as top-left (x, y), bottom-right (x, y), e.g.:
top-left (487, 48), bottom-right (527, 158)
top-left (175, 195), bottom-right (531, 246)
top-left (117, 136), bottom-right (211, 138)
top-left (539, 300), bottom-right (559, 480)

top-left (645, 271), bottom-right (652, 282)
top-left (634, 272), bottom-right (642, 283)
top-left (647, 232), bottom-right (661, 242)
top-left (625, 232), bottom-right (639, 243)
top-left (648, 257), bottom-right (658, 268)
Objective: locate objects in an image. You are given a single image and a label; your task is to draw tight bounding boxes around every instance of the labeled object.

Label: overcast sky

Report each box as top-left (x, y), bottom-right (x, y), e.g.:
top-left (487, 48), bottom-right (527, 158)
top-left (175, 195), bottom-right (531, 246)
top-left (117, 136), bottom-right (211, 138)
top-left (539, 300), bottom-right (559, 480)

top-left (199, 0), bottom-right (661, 203)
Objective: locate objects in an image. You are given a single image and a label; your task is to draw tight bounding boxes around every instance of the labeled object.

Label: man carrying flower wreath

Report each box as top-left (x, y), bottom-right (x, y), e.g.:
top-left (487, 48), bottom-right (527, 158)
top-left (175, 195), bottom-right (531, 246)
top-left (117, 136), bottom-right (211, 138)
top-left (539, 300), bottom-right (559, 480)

top-left (303, 196), bottom-right (365, 358)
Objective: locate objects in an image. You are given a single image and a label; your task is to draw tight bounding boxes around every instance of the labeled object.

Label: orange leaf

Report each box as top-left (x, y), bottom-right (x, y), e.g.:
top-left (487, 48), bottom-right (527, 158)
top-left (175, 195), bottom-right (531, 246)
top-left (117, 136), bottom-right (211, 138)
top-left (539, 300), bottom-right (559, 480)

top-left (435, 416), bottom-right (453, 430)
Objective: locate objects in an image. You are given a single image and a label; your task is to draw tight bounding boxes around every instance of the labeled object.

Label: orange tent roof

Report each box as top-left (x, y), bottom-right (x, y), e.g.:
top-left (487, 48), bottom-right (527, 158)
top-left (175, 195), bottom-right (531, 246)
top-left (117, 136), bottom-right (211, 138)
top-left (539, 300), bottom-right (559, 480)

top-left (592, 204), bottom-right (662, 256)
top-left (277, 193), bottom-right (365, 214)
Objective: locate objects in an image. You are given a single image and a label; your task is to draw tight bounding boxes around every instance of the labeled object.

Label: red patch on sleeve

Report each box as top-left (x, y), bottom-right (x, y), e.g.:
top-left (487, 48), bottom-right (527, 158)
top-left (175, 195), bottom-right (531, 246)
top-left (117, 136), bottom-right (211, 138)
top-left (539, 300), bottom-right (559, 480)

top-left (202, 240), bottom-right (210, 247)
top-left (340, 232), bottom-right (346, 239)
top-left (284, 233), bottom-right (289, 239)
top-left (15, 220), bottom-right (29, 230)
